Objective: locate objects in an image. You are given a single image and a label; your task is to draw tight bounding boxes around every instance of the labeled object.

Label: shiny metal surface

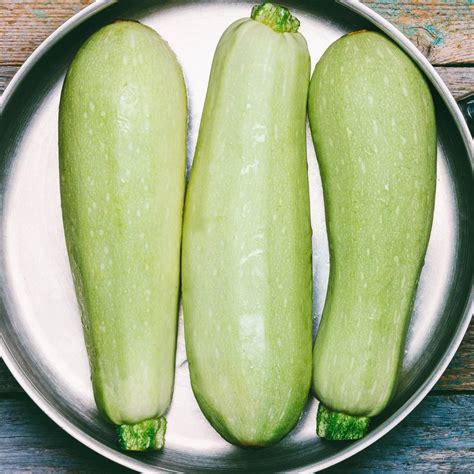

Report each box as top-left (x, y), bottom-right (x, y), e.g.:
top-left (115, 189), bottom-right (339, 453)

top-left (0, 1), bottom-right (472, 472)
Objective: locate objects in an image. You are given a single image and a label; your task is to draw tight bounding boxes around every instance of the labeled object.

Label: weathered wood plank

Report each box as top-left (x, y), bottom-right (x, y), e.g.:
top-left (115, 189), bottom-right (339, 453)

top-left (0, 0), bottom-right (93, 66)
top-left (363, 0), bottom-right (474, 65)
top-left (0, 65), bottom-right (19, 94)
top-left (330, 394), bottom-right (474, 472)
top-left (0, 360), bottom-right (22, 394)
top-left (436, 67), bottom-right (474, 100)
top-left (0, 394), bottom-right (472, 471)
top-left (0, 396), bottom-right (130, 472)
top-left (434, 319), bottom-right (474, 392)
top-left (0, 0), bottom-right (473, 67)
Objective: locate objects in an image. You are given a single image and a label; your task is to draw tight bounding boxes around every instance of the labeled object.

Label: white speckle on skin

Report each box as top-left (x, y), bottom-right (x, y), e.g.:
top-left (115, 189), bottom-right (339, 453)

top-left (123, 56), bottom-right (129, 65)
top-left (100, 111), bottom-right (106, 118)
top-left (92, 202), bottom-right (97, 209)
top-left (240, 159), bottom-right (259, 175)
top-left (395, 205), bottom-right (400, 215)
top-left (394, 255), bottom-right (400, 265)
top-left (104, 246), bottom-right (109, 255)
top-left (384, 184), bottom-right (389, 191)
top-left (402, 85), bottom-right (409, 97)
top-left (89, 102), bottom-right (95, 112)
top-left (368, 94), bottom-right (374, 105)
top-left (106, 193), bottom-right (110, 202)
top-left (401, 136), bottom-right (407, 145)
top-left (384, 75), bottom-right (389, 86)
top-left (346, 127), bottom-right (353, 138)
top-left (239, 249), bottom-right (263, 266)
top-left (136, 210), bottom-right (141, 217)
top-left (98, 229), bottom-right (104, 236)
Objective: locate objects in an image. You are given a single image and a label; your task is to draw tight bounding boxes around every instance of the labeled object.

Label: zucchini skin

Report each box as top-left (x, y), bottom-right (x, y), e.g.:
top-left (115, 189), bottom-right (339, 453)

top-left (182, 18), bottom-right (312, 446)
top-left (59, 21), bottom-right (187, 427)
top-left (309, 31), bottom-right (436, 421)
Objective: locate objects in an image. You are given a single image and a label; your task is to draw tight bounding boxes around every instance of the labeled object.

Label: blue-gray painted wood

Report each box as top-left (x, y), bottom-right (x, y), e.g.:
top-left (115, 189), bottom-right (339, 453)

top-left (0, 394), bottom-right (472, 471)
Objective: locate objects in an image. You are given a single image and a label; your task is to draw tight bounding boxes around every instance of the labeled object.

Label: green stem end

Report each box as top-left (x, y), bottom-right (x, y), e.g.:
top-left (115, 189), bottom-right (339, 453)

top-left (317, 404), bottom-right (370, 441)
top-left (251, 2), bottom-right (300, 33)
top-left (117, 416), bottom-right (167, 451)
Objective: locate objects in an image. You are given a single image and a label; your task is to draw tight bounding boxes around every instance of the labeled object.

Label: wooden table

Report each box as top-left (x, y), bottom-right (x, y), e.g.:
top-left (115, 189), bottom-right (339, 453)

top-left (1, 1), bottom-right (473, 471)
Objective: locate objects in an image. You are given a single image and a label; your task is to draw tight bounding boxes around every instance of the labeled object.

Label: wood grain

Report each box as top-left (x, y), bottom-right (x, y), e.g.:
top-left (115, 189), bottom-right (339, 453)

top-left (0, 394), bottom-right (471, 472)
top-left (0, 0), bottom-right (473, 67)
top-left (0, 396), bottom-right (130, 473)
top-left (0, 0), bottom-right (93, 66)
top-left (435, 319), bottom-right (474, 392)
top-left (330, 394), bottom-right (474, 472)
top-left (363, 0), bottom-right (474, 65)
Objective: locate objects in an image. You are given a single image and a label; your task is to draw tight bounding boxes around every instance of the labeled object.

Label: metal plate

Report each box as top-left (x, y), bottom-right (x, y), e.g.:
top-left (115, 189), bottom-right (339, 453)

top-left (0, 0), bottom-right (472, 471)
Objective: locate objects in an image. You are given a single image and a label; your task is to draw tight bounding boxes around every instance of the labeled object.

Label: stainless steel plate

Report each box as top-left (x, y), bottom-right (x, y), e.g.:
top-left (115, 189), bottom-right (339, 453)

top-left (0, 1), bottom-right (472, 472)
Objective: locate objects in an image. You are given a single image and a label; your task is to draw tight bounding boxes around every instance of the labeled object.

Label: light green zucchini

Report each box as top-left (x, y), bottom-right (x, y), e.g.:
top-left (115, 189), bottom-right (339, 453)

top-left (59, 21), bottom-right (187, 450)
top-left (182, 3), bottom-right (313, 447)
top-left (309, 31), bottom-right (436, 440)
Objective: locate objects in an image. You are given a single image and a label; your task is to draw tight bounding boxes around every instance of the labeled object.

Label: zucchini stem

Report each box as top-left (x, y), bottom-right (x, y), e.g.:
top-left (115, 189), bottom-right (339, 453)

top-left (117, 416), bottom-right (167, 451)
top-left (317, 404), bottom-right (369, 441)
top-left (251, 2), bottom-right (300, 33)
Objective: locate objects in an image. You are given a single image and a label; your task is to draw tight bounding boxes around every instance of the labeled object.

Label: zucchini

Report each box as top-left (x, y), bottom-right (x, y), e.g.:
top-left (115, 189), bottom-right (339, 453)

top-left (309, 31), bottom-right (436, 440)
top-left (59, 21), bottom-right (187, 450)
top-left (182, 3), bottom-right (312, 447)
